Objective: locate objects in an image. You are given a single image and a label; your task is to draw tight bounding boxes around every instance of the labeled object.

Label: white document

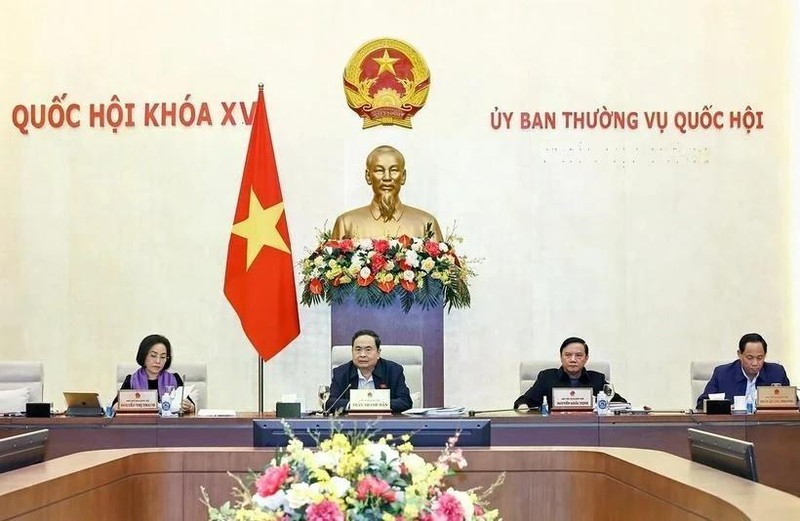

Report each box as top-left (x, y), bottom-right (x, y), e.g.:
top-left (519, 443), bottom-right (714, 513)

top-left (708, 393), bottom-right (726, 401)
top-left (197, 409), bottom-right (237, 417)
top-left (168, 385), bottom-right (196, 413)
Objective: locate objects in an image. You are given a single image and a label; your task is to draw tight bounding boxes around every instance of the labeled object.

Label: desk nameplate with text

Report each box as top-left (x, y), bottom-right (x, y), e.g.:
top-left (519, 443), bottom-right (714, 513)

top-left (552, 387), bottom-right (594, 411)
top-left (757, 385), bottom-right (798, 410)
top-left (349, 389), bottom-right (390, 411)
top-left (117, 390), bottom-right (159, 413)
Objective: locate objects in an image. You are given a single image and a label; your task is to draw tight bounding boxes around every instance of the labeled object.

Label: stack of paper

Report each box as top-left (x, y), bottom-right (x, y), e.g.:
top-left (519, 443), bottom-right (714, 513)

top-left (608, 402), bottom-right (632, 412)
top-left (403, 407), bottom-right (467, 417)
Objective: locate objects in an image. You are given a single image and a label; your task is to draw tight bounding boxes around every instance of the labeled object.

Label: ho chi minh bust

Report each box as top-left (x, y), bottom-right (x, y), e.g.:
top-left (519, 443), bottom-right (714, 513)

top-left (332, 145), bottom-right (443, 241)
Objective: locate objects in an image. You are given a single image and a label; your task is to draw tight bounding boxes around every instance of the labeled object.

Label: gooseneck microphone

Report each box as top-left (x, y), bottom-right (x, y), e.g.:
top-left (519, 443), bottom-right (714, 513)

top-left (468, 406), bottom-right (530, 417)
top-left (322, 383), bottom-right (352, 417)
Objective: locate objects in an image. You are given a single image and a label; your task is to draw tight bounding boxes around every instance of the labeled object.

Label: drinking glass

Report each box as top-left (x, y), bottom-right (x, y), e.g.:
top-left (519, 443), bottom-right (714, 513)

top-left (318, 385), bottom-right (331, 415)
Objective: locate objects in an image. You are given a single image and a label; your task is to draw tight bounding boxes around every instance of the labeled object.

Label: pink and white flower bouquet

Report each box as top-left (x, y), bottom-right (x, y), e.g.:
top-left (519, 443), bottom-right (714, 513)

top-left (202, 426), bottom-right (502, 521)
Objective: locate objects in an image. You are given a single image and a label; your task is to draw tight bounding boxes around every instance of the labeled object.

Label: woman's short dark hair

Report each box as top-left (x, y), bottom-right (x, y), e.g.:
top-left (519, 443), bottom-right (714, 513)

top-left (351, 329), bottom-right (381, 350)
top-left (738, 333), bottom-right (767, 354)
top-left (136, 334), bottom-right (172, 370)
top-left (560, 337), bottom-right (589, 356)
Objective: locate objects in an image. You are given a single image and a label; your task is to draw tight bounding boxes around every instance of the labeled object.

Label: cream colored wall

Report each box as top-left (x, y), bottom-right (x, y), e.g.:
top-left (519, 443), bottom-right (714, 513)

top-left (0, 1), bottom-right (794, 411)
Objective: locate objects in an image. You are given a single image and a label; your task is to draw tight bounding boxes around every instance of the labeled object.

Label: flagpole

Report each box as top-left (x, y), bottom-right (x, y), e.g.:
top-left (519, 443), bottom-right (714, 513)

top-left (258, 355), bottom-right (265, 414)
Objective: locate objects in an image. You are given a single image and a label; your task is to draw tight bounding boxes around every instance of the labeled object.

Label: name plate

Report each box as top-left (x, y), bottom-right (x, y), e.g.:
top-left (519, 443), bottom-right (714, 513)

top-left (349, 389), bottom-right (390, 411)
top-left (552, 387), bottom-right (594, 411)
top-left (117, 389), bottom-right (159, 413)
top-left (756, 385), bottom-right (798, 410)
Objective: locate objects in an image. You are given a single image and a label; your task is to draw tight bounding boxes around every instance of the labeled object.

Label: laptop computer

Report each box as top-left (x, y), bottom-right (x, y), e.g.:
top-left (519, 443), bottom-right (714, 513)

top-left (63, 392), bottom-right (104, 417)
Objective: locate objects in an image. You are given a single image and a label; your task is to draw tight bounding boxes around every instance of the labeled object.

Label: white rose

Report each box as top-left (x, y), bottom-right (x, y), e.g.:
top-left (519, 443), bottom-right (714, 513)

top-left (313, 450), bottom-right (339, 470)
top-left (358, 238), bottom-right (373, 250)
top-left (285, 482), bottom-right (321, 509)
top-left (402, 270), bottom-right (415, 281)
top-left (401, 453), bottom-right (428, 481)
top-left (252, 489), bottom-right (287, 511)
top-left (438, 242), bottom-right (449, 253)
top-left (411, 239), bottom-right (423, 252)
top-left (389, 239), bottom-right (400, 248)
top-left (404, 250), bottom-right (420, 268)
top-left (327, 476), bottom-right (351, 498)
top-left (420, 258), bottom-right (436, 273)
top-left (359, 266), bottom-right (372, 279)
top-left (366, 442), bottom-right (400, 467)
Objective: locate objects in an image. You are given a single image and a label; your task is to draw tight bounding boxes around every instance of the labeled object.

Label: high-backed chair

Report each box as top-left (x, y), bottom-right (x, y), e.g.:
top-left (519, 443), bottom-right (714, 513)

top-left (331, 345), bottom-right (423, 408)
top-left (519, 360), bottom-right (612, 395)
top-left (116, 363), bottom-right (208, 409)
top-left (0, 361), bottom-right (44, 402)
top-left (690, 361), bottom-right (726, 406)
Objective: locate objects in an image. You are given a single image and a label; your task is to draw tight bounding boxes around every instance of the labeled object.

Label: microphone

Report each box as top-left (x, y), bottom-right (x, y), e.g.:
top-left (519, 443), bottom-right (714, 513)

top-left (179, 374), bottom-right (187, 415)
top-left (468, 406), bottom-right (530, 417)
top-left (322, 383), bottom-right (351, 417)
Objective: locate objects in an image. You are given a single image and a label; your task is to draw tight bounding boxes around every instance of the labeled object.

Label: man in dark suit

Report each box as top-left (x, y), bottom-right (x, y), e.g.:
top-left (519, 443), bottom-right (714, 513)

top-left (326, 329), bottom-right (412, 413)
top-left (514, 337), bottom-right (625, 410)
top-left (696, 333), bottom-right (790, 409)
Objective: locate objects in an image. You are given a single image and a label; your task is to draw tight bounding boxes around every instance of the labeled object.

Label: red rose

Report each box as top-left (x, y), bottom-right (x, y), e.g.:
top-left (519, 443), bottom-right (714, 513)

top-left (255, 463), bottom-right (290, 497)
top-left (371, 253), bottom-right (387, 272)
top-left (309, 279), bottom-right (323, 295)
top-left (373, 239), bottom-right (390, 254)
top-left (377, 280), bottom-right (395, 293)
top-left (338, 239), bottom-right (354, 252)
top-left (424, 241), bottom-right (440, 257)
top-left (398, 235), bottom-right (412, 248)
top-left (356, 475), bottom-right (395, 502)
top-left (401, 279), bottom-right (416, 292)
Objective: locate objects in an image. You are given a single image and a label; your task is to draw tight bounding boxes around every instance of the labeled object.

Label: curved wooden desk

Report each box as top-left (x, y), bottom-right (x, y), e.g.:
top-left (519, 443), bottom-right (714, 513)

top-left (0, 447), bottom-right (798, 520)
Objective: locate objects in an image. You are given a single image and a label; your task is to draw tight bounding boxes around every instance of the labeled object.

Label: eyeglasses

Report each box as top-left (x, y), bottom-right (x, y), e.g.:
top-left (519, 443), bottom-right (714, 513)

top-left (147, 353), bottom-right (169, 361)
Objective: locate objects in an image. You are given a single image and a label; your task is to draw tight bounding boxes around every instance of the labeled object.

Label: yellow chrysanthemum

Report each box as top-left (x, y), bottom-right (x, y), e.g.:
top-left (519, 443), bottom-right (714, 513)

top-left (310, 467), bottom-right (330, 482)
top-left (330, 433), bottom-right (352, 452)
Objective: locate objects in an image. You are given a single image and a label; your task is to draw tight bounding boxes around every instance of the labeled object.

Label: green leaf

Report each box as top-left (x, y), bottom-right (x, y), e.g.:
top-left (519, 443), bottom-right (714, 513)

top-left (415, 277), bottom-right (444, 310)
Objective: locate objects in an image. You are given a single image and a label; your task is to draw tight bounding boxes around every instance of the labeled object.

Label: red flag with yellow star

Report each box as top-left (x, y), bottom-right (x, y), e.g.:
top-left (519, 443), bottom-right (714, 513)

top-left (224, 85), bottom-right (300, 361)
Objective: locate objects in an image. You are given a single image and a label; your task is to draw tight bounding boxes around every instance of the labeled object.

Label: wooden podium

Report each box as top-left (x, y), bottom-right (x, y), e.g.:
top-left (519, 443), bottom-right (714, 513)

top-left (331, 295), bottom-right (444, 407)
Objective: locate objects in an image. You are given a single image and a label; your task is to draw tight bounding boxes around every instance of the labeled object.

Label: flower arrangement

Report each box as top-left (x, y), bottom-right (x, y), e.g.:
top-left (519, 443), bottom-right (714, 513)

top-left (202, 425), bottom-right (503, 520)
top-left (300, 225), bottom-right (473, 312)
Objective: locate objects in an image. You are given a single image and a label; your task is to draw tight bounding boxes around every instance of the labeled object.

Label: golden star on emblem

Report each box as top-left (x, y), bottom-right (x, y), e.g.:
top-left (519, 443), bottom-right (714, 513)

top-left (372, 49), bottom-right (400, 76)
top-left (231, 189), bottom-right (290, 269)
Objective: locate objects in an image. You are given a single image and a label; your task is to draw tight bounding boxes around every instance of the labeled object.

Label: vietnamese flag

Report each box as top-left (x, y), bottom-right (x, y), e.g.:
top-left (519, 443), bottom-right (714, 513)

top-left (224, 85), bottom-right (300, 361)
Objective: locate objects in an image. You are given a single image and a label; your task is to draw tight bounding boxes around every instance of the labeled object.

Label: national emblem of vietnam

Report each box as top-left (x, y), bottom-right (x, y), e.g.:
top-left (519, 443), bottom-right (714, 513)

top-left (343, 38), bottom-right (430, 129)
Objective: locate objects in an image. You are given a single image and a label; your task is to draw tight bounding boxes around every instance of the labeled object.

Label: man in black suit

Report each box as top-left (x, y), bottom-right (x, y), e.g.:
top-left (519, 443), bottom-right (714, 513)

top-left (326, 329), bottom-right (412, 413)
top-left (514, 337), bottom-right (626, 410)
